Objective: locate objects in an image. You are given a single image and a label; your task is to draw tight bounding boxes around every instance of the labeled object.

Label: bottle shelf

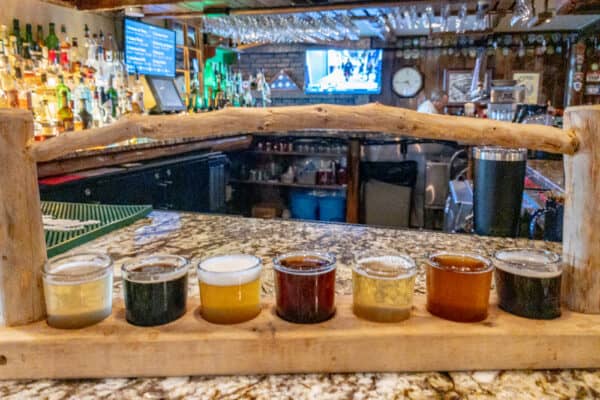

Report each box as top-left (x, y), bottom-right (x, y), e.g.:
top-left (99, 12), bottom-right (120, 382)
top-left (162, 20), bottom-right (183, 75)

top-left (229, 179), bottom-right (346, 191)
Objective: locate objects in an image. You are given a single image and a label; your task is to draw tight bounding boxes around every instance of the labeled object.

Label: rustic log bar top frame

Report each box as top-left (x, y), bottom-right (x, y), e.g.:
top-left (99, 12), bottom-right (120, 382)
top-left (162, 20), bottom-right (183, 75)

top-left (0, 104), bottom-right (598, 378)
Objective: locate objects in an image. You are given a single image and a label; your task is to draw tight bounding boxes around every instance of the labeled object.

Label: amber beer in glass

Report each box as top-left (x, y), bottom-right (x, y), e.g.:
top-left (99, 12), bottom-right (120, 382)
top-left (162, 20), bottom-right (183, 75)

top-left (197, 254), bottom-right (262, 324)
top-left (426, 252), bottom-right (493, 322)
top-left (273, 252), bottom-right (336, 324)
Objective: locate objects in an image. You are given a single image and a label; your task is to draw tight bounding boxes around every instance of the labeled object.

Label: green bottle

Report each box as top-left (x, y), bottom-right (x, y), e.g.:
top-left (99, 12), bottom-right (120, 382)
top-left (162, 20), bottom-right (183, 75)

top-left (45, 22), bottom-right (59, 64)
top-left (106, 75), bottom-right (118, 119)
top-left (56, 75), bottom-right (71, 109)
top-left (23, 24), bottom-right (33, 60)
top-left (11, 19), bottom-right (22, 56)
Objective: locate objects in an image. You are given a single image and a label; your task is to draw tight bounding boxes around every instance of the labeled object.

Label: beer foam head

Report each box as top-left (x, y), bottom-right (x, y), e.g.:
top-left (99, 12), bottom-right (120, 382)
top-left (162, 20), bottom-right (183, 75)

top-left (494, 248), bottom-right (562, 278)
top-left (354, 255), bottom-right (416, 280)
top-left (198, 254), bottom-right (262, 286)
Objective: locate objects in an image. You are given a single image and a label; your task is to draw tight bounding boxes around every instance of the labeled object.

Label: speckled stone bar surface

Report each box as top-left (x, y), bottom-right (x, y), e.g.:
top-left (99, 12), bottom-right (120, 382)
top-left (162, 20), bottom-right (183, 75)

top-left (2, 212), bottom-right (599, 399)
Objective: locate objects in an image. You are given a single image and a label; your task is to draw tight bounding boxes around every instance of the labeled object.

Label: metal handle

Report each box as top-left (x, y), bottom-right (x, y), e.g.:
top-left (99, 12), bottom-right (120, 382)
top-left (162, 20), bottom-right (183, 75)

top-left (529, 208), bottom-right (546, 240)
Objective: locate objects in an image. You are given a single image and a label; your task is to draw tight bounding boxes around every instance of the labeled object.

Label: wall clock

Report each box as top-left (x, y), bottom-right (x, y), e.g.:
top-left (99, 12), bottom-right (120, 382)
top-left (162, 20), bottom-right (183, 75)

top-left (392, 67), bottom-right (424, 98)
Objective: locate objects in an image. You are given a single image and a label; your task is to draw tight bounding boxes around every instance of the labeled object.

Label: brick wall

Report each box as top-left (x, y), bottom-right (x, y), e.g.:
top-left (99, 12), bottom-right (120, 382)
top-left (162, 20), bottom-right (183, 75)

top-left (236, 44), bottom-right (370, 107)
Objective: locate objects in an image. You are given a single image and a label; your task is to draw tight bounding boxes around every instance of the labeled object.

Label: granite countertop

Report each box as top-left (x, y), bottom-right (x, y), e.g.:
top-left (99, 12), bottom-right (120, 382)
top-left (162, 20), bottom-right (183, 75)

top-left (2, 212), bottom-right (599, 399)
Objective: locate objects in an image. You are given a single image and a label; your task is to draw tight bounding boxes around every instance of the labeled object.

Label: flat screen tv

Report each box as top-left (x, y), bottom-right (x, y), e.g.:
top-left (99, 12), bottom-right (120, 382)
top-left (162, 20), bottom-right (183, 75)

top-left (305, 49), bottom-right (383, 94)
top-left (124, 19), bottom-right (176, 77)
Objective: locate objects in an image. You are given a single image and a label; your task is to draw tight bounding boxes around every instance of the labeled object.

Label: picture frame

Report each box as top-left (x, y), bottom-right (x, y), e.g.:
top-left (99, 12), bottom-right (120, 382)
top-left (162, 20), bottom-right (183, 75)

top-left (443, 69), bottom-right (493, 105)
top-left (513, 72), bottom-right (542, 104)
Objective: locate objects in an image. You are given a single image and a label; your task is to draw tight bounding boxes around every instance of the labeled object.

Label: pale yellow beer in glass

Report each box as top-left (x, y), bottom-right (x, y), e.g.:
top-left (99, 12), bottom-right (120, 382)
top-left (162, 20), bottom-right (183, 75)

top-left (197, 254), bottom-right (262, 324)
top-left (352, 253), bottom-right (417, 322)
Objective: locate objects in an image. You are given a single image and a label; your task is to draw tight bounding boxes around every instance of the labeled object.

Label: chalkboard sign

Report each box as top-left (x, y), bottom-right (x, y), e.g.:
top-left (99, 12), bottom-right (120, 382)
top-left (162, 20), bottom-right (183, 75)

top-left (124, 19), bottom-right (176, 77)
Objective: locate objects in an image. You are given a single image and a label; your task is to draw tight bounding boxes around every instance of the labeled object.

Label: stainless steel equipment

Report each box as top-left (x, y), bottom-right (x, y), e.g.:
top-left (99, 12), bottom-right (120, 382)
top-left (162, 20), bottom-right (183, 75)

top-left (443, 180), bottom-right (473, 233)
top-left (488, 80), bottom-right (526, 121)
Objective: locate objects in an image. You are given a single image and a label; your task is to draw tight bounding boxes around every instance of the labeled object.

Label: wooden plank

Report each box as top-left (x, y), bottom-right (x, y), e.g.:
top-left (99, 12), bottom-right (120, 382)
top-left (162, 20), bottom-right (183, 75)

top-left (0, 295), bottom-right (599, 379)
top-left (0, 110), bottom-right (47, 326)
top-left (345, 139), bottom-right (360, 223)
top-left (37, 136), bottom-right (252, 178)
top-left (556, 0), bottom-right (600, 14)
top-left (29, 104), bottom-right (578, 163)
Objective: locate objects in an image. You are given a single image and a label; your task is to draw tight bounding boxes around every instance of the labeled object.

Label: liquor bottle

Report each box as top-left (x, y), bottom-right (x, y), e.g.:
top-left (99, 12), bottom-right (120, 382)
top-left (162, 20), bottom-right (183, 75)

top-left (0, 25), bottom-right (7, 57)
top-left (34, 98), bottom-right (57, 139)
top-left (104, 33), bottom-right (116, 63)
top-left (188, 72), bottom-right (202, 112)
top-left (59, 24), bottom-right (70, 71)
top-left (91, 89), bottom-right (103, 127)
top-left (15, 66), bottom-right (32, 110)
top-left (45, 23), bottom-right (59, 65)
top-left (70, 37), bottom-right (81, 73)
top-left (55, 75), bottom-right (70, 109)
top-left (0, 55), bottom-right (12, 108)
top-left (106, 75), bottom-right (118, 119)
top-left (73, 76), bottom-right (92, 113)
top-left (57, 92), bottom-right (74, 133)
top-left (36, 25), bottom-right (47, 67)
top-left (11, 19), bottom-right (22, 57)
top-left (22, 24), bottom-right (34, 75)
top-left (75, 98), bottom-right (92, 130)
top-left (131, 69), bottom-right (145, 113)
top-left (97, 31), bottom-right (105, 61)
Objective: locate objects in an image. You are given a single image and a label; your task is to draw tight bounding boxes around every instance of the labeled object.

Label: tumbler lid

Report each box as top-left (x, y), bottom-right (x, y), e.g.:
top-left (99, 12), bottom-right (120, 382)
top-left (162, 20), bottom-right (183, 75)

top-left (473, 146), bottom-right (527, 161)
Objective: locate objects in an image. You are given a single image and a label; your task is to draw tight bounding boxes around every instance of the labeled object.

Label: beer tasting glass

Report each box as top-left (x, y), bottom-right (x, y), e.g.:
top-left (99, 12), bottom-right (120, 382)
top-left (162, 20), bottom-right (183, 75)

top-left (494, 248), bottom-right (562, 319)
top-left (352, 253), bottom-right (417, 322)
top-left (43, 252), bottom-right (113, 329)
top-left (122, 255), bottom-right (189, 326)
top-left (426, 252), bottom-right (493, 322)
top-left (197, 254), bottom-right (262, 324)
top-left (273, 251), bottom-right (336, 323)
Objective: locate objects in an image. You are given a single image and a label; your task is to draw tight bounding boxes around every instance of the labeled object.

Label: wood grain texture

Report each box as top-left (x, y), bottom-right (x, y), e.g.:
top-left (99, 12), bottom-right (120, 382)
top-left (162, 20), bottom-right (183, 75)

top-left (345, 139), bottom-right (360, 223)
top-left (0, 110), bottom-right (47, 326)
top-left (0, 295), bottom-right (599, 379)
top-left (29, 104), bottom-right (578, 163)
top-left (37, 136), bottom-right (252, 178)
top-left (562, 105), bottom-right (600, 313)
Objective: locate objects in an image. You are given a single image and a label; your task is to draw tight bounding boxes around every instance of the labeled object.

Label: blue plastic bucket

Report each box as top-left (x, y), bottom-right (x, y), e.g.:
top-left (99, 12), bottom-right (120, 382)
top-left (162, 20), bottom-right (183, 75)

top-left (290, 191), bottom-right (318, 220)
top-left (319, 195), bottom-right (346, 222)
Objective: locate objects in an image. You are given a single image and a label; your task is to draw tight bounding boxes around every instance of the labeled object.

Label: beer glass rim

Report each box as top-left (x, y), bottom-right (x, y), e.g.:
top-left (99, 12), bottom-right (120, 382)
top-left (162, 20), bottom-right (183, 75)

top-left (122, 254), bottom-right (189, 283)
top-left (43, 252), bottom-right (113, 282)
top-left (273, 251), bottom-right (336, 276)
top-left (352, 253), bottom-right (417, 280)
top-left (426, 251), bottom-right (493, 274)
top-left (493, 248), bottom-right (562, 276)
top-left (197, 254), bottom-right (262, 274)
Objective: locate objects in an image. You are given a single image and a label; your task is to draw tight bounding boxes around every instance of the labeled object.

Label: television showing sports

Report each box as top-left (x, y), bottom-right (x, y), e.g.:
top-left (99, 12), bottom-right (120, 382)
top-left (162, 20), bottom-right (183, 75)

top-left (124, 19), bottom-right (176, 77)
top-left (305, 49), bottom-right (383, 94)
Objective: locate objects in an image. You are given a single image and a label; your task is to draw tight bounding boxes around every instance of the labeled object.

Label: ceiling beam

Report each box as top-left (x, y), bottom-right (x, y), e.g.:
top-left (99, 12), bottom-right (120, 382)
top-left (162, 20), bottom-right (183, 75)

top-left (76, 0), bottom-right (473, 13)
top-left (75, 0), bottom-right (183, 11)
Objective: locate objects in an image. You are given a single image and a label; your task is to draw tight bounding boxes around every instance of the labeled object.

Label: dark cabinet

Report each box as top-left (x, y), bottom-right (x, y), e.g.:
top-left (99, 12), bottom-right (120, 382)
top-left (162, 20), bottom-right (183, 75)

top-left (40, 153), bottom-right (228, 213)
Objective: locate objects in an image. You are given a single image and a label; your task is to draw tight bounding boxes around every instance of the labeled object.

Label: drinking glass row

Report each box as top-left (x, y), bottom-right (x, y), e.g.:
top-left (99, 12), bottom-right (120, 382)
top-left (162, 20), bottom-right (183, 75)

top-left (42, 248), bottom-right (562, 329)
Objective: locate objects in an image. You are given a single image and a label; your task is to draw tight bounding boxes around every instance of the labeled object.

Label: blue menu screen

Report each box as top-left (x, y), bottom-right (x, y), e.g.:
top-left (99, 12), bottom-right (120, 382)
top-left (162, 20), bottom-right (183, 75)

top-left (124, 19), bottom-right (175, 77)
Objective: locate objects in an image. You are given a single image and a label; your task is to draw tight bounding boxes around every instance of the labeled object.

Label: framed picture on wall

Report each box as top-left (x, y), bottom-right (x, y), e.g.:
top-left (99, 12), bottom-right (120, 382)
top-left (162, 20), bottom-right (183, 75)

top-left (443, 69), bottom-right (493, 105)
top-left (513, 72), bottom-right (542, 104)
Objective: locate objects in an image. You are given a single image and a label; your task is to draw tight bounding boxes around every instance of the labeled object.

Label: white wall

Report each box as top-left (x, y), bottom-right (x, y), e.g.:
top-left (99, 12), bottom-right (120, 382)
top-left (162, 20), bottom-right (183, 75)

top-left (1, 0), bottom-right (118, 42)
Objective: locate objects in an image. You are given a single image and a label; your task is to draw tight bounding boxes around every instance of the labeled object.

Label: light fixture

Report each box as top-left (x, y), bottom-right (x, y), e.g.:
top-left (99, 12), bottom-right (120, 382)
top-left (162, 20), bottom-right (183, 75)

top-left (124, 6), bottom-right (144, 18)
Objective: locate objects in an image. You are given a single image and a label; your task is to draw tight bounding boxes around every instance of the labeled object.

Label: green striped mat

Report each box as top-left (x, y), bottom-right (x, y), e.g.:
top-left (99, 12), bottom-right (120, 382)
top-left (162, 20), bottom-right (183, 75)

top-left (42, 201), bottom-right (152, 258)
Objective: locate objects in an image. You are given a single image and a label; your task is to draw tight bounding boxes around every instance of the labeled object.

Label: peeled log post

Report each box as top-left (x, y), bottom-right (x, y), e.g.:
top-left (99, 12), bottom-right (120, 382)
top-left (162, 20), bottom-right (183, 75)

top-left (30, 103), bottom-right (578, 162)
top-left (0, 110), bottom-right (46, 326)
top-left (562, 105), bottom-right (600, 313)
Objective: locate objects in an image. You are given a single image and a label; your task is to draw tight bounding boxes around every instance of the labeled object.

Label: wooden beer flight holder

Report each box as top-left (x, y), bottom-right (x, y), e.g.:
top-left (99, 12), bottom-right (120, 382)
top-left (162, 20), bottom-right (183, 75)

top-left (0, 104), bottom-right (599, 379)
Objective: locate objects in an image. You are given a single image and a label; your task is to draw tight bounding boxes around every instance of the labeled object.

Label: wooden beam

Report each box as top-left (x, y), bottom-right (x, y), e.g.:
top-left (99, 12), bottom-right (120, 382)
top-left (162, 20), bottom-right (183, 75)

top-left (37, 136), bottom-right (252, 178)
top-left (75, 0), bottom-right (182, 11)
top-left (1, 295), bottom-right (600, 379)
top-left (345, 139), bottom-right (360, 223)
top-left (29, 104), bottom-right (577, 163)
top-left (0, 110), bottom-right (46, 326)
top-left (562, 105), bottom-right (600, 313)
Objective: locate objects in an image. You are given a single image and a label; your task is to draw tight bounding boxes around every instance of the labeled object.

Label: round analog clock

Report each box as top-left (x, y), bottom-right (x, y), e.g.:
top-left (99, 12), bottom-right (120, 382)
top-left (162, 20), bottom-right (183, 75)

top-left (392, 67), bottom-right (424, 98)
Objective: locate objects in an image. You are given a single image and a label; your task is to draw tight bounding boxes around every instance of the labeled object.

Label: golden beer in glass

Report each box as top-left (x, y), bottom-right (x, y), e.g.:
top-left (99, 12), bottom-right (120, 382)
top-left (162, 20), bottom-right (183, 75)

top-left (197, 254), bottom-right (262, 324)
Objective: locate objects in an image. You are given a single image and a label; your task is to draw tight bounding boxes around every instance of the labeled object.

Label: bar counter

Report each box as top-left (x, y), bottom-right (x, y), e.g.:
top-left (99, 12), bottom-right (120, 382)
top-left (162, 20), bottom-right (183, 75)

top-left (2, 211), bottom-right (598, 398)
